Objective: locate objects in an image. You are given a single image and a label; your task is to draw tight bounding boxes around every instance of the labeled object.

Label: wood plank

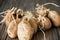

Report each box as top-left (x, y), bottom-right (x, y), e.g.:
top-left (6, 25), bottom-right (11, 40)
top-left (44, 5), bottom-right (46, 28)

top-left (56, 27), bottom-right (60, 40)
top-left (52, 28), bottom-right (58, 40)
top-left (0, 23), bottom-right (6, 40)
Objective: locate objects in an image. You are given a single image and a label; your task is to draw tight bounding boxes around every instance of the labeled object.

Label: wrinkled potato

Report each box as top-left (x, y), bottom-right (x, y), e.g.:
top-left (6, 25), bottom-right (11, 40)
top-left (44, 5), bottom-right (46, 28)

top-left (17, 18), bottom-right (34, 40)
top-left (7, 19), bottom-right (20, 38)
top-left (48, 11), bottom-right (60, 27)
top-left (29, 18), bottom-right (38, 33)
top-left (36, 6), bottom-right (49, 17)
top-left (24, 11), bottom-right (38, 33)
top-left (39, 16), bottom-right (51, 30)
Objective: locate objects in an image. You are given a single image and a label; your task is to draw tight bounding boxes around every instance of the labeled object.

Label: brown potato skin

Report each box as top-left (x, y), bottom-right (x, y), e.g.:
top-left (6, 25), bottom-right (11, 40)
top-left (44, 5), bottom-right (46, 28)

top-left (48, 11), bottom-right (60, 27)
top-left (7, 19), bottom-right (20, 38)
top-left (29, 18), bottom-right (38, 33)
top-left (36, 6), bottom-right (50, 17)
top-left (36, 8), bottom-right (47, 16)
top-left (17, 20), bottom-right (34, 40)
top-left (39, 17), bottom-right (51, 30)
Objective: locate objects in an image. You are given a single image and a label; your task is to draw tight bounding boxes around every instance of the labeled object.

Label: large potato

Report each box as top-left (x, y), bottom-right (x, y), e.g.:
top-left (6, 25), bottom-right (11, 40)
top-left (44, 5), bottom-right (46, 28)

top-left (24, 11), bottom-right (38, 33)
top-left (7, 19), bottom-right (20, 38)
top-left (48, 11), bottom-right (60, 27)
top-left (17, 19), bottom-right (34, 40)
top-left (39, 17), bottom-right (51, 30)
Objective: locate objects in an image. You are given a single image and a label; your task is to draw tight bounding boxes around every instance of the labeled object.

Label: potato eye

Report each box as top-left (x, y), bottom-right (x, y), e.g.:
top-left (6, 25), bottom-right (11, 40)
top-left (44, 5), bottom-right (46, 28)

top-left (43, 19), bottom-right (44, 21)
top-left (25, 18), bottom-right (28, 21)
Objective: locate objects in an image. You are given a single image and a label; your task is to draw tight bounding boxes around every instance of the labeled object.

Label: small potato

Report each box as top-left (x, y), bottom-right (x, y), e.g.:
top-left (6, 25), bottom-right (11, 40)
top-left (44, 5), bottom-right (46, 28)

top-left (17, 19), bottom-right (34, 40)
top-left (29, 18), bottom-right (38, 33)
top-left (48, 11), bottom-right (60, 27)
top-left (36, 6), bottom-right (49, 16)
top-left (39, 17), bottom-right (51, 30)
top-left (7, 19), bottom-right (20, 38)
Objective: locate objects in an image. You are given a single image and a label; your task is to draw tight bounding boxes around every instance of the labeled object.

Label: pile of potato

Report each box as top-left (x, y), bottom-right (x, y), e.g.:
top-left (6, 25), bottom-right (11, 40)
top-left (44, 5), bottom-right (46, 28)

top-left (0, 4), bottom-right (60, 40)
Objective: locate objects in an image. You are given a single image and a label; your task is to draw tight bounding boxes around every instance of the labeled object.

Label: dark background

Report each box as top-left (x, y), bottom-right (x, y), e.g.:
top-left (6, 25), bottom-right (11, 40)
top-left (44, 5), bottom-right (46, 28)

top-left (0, 0), bottom-right (60, 40)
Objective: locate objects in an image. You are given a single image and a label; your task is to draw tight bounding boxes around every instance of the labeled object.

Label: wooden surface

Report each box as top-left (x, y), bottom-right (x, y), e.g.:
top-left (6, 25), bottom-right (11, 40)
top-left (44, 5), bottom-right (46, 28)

top-left (0, 0), bottom-right (60, 40)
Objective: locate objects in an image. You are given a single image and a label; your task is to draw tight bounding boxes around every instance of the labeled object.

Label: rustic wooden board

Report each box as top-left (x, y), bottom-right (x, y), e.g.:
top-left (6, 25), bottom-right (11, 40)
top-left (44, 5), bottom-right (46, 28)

top-left (0, 0), bottom-right (60, 40)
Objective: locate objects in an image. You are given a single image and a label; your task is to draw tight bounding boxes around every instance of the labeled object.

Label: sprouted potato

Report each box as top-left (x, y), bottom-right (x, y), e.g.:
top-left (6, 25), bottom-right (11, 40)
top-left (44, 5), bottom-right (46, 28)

top-left (48, 11), bottom-right (60, 27)
top-left (7, 20), bottom-right (18, 38)
top-left (7, 8), bottom-right (23, 38)
top-left (0, 7), bottom-right (17, 26)
top-left (38, 15), bottom-right (51, 30)
top-left (24, 11), bottom-right (38, 33)
top-left (17, 18), bottom-right (34, 40)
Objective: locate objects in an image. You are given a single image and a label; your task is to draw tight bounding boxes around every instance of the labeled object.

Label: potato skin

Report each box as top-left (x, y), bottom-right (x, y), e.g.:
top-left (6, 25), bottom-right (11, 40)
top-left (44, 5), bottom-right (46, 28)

top-left (36, 6), bottom-right (49, 17)
top-left (7, 19), bottom-right (20, 38)
top-left (48, 11), bottom-right (60, 27)
top-left (17, 20), bottom-right (34, 40)
top-left (39, 17), bottom-right (51, 30)
top-left (29, 18), bottom-right (37, 33)
top-left (36, 8), bottom-right (47, 16)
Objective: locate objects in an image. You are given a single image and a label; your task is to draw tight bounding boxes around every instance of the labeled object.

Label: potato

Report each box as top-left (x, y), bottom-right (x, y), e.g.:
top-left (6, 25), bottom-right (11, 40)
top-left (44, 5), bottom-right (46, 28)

top-left (23, 11), bottom-right (38, 33)
top-left (29, 18), bottom-right (38, 33)
top-left (0, 7), bottom-right (17, 26)
top-left (17, 19), bottom-right (34, 40)
top-left (48, 11), bottom-right (60, 27)
top-left (36, 6), bottom-right (49, 16)
top-left (7, 19), bottom-right (20, 38)
top-left (39, 16), bottom-right (51, 30)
